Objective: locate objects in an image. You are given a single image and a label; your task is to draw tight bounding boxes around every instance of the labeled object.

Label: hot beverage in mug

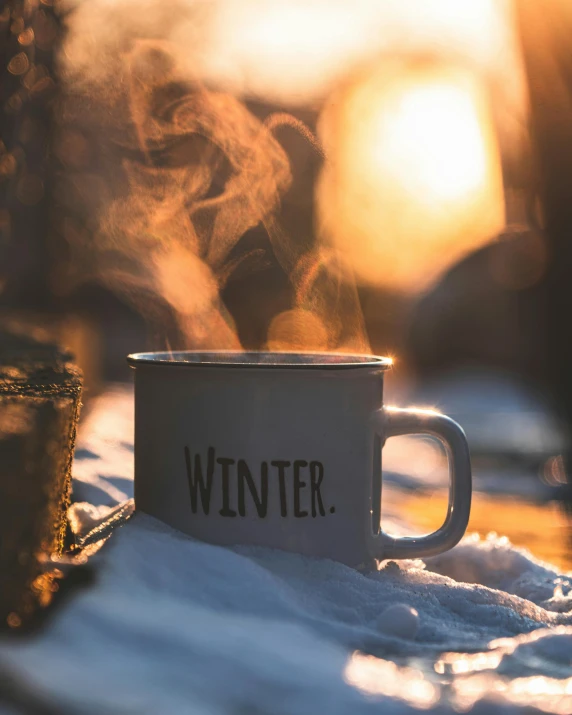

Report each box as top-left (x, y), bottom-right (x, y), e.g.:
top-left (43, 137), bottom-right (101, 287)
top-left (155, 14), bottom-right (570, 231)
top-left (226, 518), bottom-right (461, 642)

top-left (128, 352), bottom-right (471, 568)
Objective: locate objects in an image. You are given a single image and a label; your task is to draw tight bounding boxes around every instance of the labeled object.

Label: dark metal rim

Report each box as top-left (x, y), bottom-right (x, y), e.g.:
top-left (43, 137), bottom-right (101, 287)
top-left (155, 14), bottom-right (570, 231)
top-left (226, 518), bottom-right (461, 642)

top-left (127, 351), bottom-right (392, 371)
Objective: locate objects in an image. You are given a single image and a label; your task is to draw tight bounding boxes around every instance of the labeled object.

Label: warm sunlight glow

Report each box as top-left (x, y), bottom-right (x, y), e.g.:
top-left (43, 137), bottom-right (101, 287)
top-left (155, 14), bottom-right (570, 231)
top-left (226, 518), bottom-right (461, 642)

top-left (317, 62), bottom-right (505, 292)
top-left (204, 1), bottom-right (364, 105)
top-left (197, 0), bottom-right (525, 111)
top-left (378, 84), bottom-right (487, 203)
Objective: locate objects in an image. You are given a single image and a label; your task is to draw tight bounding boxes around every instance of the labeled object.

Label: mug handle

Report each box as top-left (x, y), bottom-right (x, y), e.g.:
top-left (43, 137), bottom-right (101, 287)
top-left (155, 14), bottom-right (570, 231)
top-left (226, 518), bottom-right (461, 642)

top-left (371, 406), bottom-right (472, 560)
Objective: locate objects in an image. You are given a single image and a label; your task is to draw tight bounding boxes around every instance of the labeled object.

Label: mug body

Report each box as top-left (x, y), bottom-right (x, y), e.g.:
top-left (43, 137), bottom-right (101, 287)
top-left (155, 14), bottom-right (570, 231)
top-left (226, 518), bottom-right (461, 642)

top-left (129, 352), bottom-right (390, 567)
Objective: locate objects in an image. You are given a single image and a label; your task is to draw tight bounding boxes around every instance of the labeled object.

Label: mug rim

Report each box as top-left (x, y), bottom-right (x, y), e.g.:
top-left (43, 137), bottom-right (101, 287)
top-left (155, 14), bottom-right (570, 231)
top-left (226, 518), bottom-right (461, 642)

top-left (127, 351), bottom-right (392, 371)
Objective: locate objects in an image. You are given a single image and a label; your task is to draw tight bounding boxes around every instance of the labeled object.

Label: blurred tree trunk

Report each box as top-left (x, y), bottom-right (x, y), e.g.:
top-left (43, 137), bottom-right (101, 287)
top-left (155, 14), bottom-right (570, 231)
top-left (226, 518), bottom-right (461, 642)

top-left (517, 0), bottom-right (572, 504)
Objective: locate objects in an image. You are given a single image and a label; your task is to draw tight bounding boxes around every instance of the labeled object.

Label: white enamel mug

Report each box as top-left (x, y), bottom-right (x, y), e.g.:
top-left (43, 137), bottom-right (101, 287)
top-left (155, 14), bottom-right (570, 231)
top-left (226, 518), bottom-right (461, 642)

top-left (128, 351), bottom-right (471, 568)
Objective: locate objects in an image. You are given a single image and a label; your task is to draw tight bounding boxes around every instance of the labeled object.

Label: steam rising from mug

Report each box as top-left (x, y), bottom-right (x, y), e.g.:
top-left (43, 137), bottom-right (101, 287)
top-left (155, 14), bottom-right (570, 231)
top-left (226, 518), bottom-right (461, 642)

top-left (55, 0), bottom-right (368, 353)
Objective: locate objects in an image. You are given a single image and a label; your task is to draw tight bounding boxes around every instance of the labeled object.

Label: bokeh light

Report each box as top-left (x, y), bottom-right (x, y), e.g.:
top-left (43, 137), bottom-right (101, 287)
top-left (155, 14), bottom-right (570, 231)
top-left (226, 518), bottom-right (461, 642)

top-left (317, 61), bottom-right (505, 293)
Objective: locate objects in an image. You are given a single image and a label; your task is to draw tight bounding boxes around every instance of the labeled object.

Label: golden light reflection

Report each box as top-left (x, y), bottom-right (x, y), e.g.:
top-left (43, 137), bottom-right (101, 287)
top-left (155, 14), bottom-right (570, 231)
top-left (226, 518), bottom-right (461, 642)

top-left (351, 631), bottom-right (572, 715)
top-left (317, 61), bottom-right (505, 293)
top-left (435, 649), bottom-right (504, 676)
top-left (452, 672), bottom-right (572, 715)
top-left (434, 628), bottom-right (572, 714)
top-left (344, 652), bottom-right (439, 708)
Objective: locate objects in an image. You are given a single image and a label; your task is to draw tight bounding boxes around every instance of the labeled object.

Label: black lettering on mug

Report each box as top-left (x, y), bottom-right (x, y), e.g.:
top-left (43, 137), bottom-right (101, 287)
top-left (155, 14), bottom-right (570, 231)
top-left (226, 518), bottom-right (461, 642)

top-left (293, 460), bottom-right (308, 518)
top-left (271, 460), bottom-right (290, 517)
top-left (217, 457), bottom-right (237, 517)
top-left (183, 448), bottom-right (335, 519)
top-left (237, 459), bottom-right (268, 518)
top-left (310, 461), bottom-right (325, 517)
top-left (184, 446), bottom-right (215, 514)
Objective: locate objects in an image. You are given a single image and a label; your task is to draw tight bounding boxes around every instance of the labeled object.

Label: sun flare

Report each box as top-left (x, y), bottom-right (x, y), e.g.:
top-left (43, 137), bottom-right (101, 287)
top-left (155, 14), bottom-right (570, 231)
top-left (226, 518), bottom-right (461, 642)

top-left (317, 61), bottom-right (505, 293)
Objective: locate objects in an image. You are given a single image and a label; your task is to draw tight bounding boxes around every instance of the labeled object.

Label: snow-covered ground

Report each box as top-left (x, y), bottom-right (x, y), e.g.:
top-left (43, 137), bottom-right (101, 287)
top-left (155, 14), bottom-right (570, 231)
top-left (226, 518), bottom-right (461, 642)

top-left (2, 384), bottom-right (572, 714)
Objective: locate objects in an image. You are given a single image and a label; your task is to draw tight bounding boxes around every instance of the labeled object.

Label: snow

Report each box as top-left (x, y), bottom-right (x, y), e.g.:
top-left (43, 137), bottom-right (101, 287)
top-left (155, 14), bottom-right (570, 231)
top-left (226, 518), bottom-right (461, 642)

top-left (2, 384), bottom-right (572, 714)
top-left (376, 603), bottom-right (419, 639)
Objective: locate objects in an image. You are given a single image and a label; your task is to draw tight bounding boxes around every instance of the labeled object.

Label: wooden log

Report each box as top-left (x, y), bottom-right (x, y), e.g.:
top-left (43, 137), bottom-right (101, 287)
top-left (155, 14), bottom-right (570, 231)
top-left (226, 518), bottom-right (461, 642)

top-left (0, 328), bottom-right (82, 630)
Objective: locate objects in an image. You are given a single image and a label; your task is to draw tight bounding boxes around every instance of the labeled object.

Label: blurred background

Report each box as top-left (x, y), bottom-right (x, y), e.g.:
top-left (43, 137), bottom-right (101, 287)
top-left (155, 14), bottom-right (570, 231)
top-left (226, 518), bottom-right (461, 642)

top-left (2, 0), bottom-right (572, 567)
